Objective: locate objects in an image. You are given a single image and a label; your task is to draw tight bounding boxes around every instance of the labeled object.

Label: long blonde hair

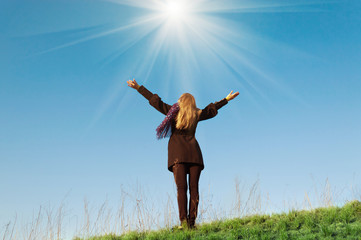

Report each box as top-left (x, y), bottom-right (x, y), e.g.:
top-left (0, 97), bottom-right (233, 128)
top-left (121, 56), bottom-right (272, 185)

top-left (176, 93), bottom-right (201, 129)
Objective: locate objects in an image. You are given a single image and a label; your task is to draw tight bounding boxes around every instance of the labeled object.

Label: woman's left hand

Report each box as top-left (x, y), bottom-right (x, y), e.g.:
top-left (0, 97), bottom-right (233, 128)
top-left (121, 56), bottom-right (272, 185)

top-left (226, 90), bottom-right (239, 101)
top-left (127, 78), bottom-right (140, 90)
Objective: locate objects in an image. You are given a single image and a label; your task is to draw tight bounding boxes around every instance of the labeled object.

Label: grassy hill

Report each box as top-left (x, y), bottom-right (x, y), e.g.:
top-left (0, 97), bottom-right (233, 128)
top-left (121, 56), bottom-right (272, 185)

top-left (76, 200), bottom-right (361, 240)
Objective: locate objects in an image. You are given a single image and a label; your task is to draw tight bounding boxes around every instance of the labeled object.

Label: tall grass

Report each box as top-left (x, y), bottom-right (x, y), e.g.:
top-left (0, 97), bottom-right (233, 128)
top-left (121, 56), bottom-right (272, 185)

top-left (90, 200), bottom-right (361, 240)
top-left (1, 178), bottom-right (360, 240)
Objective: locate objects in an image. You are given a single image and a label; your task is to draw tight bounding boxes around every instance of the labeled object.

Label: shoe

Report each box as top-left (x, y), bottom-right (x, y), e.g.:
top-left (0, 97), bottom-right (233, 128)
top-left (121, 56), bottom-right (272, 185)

top-left (188, 223), bottom-right (197, 230)
top-left (172, 225), bottom-right (184, 231)
top-left (188, 218), bottom-right (196, 230)
top-left (172, 220), bottom-right (188, 231)
top-left (181, 219), bottom-right (189, 229)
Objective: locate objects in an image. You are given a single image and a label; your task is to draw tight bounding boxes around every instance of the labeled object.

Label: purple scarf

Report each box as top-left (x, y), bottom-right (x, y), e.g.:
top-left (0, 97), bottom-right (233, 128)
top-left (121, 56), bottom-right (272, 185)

top-left (156, 103), bottom-right (180, 139)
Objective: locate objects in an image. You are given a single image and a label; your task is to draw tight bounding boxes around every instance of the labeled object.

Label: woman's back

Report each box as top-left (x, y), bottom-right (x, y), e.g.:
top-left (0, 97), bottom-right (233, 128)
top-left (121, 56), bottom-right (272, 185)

top-left (127, 78), bottom-right (239, 228)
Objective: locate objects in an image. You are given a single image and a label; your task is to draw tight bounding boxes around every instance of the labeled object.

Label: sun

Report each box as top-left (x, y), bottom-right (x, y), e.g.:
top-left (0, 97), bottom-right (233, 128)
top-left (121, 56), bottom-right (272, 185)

top-left (161, 0), bottom-right (189, 23)
top-left (41, 0), bottom-right (316, 125)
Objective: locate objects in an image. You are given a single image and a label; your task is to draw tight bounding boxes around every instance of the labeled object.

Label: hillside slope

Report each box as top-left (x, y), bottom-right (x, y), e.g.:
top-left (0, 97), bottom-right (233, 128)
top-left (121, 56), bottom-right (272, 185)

top-left (78, 200), bottom-right (361, 240)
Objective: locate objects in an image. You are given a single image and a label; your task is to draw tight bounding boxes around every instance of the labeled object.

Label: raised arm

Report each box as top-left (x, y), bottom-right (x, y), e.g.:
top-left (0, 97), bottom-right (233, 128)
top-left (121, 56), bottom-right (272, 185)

top-left (199, 90), bottom-right (239, 121)
top-left (127, 79), bottom-right (171, 115)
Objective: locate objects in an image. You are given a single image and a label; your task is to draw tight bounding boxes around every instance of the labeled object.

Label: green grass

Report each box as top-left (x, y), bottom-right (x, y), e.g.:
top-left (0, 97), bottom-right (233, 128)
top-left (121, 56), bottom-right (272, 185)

top-left (75, 200), bottom-right (361, 240)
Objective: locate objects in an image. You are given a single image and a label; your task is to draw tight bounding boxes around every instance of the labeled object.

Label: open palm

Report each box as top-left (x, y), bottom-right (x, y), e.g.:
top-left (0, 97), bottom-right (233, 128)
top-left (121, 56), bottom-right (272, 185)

top-left (226, 91), bottom-right (239, 101)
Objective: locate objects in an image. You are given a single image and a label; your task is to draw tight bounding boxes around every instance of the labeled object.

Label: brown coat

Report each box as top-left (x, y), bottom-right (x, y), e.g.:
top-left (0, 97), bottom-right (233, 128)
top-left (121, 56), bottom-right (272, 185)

top-left (138, 85), bottom-right (228, 172)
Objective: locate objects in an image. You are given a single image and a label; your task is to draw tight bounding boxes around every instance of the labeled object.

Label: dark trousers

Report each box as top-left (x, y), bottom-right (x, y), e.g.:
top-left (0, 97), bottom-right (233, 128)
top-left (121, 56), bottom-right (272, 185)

top-left (172, 163), bottom-right (202, 226)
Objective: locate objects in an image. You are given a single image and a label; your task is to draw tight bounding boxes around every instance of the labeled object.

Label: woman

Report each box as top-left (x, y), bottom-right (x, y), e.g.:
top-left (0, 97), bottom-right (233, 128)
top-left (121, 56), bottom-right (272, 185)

top-left (127, 78), bottom-right (239, 228)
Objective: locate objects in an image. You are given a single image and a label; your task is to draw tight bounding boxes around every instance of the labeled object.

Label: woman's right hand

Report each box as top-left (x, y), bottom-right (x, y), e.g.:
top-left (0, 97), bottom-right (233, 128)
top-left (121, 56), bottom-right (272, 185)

top-left (127, 78), bottom-right (140, 90)
top-left (226, 90), bottom-right (239, 101)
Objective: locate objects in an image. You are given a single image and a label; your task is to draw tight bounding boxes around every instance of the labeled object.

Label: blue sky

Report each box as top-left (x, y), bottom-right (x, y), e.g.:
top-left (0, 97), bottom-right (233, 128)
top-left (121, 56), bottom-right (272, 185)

top-left (1, 0), bottom-right (361, 236)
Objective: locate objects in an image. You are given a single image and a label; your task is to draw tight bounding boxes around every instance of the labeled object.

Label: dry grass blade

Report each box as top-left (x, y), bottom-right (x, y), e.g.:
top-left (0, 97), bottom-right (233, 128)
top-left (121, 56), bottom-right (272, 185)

top-left (2, 178), bottom-right (360, 239)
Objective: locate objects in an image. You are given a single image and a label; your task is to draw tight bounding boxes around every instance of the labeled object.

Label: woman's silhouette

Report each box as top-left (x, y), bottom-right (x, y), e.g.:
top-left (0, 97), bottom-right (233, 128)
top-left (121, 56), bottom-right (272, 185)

top-left (127, 79), bottom-right (239, 228)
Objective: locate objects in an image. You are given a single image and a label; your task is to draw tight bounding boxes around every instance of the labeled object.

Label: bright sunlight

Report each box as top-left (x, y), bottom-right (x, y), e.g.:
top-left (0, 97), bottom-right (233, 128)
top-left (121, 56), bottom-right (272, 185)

top-left (162, 1), bottom-right (188, 22)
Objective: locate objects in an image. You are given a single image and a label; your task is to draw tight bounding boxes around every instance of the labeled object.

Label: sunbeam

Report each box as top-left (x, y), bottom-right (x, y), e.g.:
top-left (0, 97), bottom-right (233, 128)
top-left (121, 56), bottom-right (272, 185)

top-left (35, 14), bottom-right (163, 55)
top-left (162, 1), bottom-right (187, 21)
top-left (95, 0), bottom-right (329, 125)
top-left (25, 0), bottom-right (331, 127)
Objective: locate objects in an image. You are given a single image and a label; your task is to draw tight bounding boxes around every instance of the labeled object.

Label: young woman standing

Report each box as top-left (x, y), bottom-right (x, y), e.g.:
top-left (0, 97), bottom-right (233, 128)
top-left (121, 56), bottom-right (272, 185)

top-left (127, 79), bottom-right (239, 228)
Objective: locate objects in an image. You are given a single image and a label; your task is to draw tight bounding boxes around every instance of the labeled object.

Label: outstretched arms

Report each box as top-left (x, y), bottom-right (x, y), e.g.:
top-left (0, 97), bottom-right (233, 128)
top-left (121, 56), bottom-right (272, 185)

top-left (127, 78), bottom-right (239, 118)
top-left (127, 78), bottom-right (171, 115)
